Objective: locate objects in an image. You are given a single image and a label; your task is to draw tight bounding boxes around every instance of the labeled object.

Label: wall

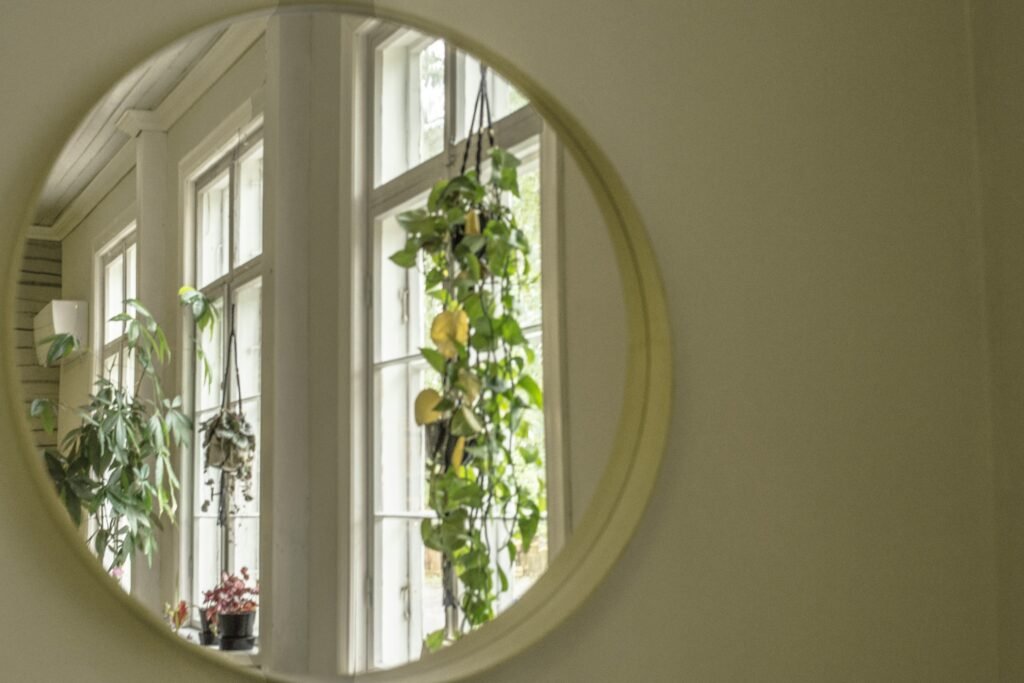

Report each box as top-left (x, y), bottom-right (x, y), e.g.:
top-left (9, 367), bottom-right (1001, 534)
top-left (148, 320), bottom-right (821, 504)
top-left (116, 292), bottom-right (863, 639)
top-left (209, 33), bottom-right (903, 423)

top-left (59, 168), bottom-right (136, 425)
top-left (0, 1), bottom-right (1001, 682)
top-left (16, 239), bottom-right (62, 450)
top-left (970, 0), bottom-right (1024, 680)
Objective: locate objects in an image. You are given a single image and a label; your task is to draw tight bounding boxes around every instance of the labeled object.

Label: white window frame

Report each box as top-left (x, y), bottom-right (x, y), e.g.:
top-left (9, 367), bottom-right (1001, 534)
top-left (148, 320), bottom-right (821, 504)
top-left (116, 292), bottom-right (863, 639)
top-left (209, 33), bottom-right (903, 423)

top-left (98, 226), bottom-right (138, 390)
top-left (184, 128), bottom-right (265, 627)
top-left (361, 23), bottom-right (566, 670)
top-left (92, 220), bottom-right (138, 593)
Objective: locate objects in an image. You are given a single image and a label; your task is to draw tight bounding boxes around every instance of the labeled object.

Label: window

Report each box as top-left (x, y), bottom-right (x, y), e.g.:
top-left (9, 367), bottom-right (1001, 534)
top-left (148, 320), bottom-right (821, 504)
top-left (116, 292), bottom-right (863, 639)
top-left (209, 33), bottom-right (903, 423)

top-left (366, 25), bottom-right (553, 670)
top-left (97, 225), bottom-right (137, 591)
top-left (188, 133), bottom-right (264, 621)
top-left (100, 228), bottom-right (137, 392)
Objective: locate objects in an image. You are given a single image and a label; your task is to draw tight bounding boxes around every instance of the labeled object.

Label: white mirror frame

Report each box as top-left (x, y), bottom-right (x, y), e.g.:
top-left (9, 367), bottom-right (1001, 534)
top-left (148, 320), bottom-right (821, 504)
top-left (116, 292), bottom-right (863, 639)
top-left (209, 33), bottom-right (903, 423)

top-left (3, 3), bottom-right (672, 682)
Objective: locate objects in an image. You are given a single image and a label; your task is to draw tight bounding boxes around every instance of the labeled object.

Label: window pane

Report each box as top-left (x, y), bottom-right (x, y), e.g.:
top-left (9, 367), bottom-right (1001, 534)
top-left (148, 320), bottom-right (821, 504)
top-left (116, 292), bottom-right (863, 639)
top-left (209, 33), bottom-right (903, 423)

top-left (373, 517), bottom-right (447, 670)
top-left (231, 397), bottom-right (260, 517)
top-left (230, 515), bottom-right (259, 581)
top-left (198, 170), bottom-right (230, 287)
top-left (511, 161), bottom-right (543, 327)
top-left (121, 347), bottom-right (135, 393)
top-left (233, 277), bottom-right (262, 400)
top-left (416, 40), bottom-right (446, 162)
top-left (193, 408), bottom-right (219, 516)
top-left (377, 32), bottom-right (446, 185)
top-left (125, 242), bottom-right (137, 302)
top-left (374, 363), bottom-right (423, 514)
top-left (374, 517), bottom-right (419, 668)
top-left (192, 516), bottom-right (223, 609)
top-left (375, 212), bottom-right (414, 363)
top-left (456, 51), bottom-right (528, 140)
top-left (103, 253), bottom-right (124, 343)
top-left (236, 144), bottom-right (263, 266)
top-left (102, 351), bottom-right (120, 385)
top-left (197, 297), bottom-right (224, 412)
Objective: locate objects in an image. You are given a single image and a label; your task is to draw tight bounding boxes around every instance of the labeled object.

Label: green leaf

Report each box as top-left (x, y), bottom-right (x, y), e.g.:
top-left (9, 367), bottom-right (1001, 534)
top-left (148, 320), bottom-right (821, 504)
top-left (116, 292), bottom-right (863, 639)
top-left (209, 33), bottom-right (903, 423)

top-left (451, 406), bottom-right (483, 436)
top-left (419, 347), bottom-right (448, 374)
top-left (397, 209), bottom-right (438, 235)
top-left (389, 248), bottom-right (418, 269)
top-left (519, 502), bottom-right (541, 554)
top-left (490, 146), bottom-right (521, 171)
top-left (516, 375), bottom-right (544, 409)
top-left (424, 629), bottom-right (446, 653)
top-left (497, 566), bottom-right (509, 593)
top-left (39, 332), bottom-right (78, 366)
top-left (30, 398), bottom-right (57, 434)
top-left (427, 179), bottom-right (449, 212)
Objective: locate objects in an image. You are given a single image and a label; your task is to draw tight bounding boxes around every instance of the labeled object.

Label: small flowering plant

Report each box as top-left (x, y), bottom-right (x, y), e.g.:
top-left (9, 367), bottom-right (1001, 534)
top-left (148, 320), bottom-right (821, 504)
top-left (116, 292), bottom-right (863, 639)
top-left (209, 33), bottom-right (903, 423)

top-left (164, 600), bottom-right (189, 633)
top-left (202, 567), bottom-right (259, 624)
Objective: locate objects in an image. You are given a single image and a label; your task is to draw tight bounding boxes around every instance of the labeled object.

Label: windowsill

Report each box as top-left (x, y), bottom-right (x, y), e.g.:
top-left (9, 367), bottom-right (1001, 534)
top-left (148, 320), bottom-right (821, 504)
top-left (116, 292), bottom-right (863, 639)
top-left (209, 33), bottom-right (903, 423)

top-left (175, 627), bottom-right (261, 668)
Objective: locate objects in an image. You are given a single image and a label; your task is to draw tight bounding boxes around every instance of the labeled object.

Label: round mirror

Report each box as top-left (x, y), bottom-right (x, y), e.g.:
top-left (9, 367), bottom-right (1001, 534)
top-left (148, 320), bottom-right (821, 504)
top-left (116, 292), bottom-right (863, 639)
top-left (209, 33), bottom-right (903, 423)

top-left (11, 7), bottom-right (669, 681)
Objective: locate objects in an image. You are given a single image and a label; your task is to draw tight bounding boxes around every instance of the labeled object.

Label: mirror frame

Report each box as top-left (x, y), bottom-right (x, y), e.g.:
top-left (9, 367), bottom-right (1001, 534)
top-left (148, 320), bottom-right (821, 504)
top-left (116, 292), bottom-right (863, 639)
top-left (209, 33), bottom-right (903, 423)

top-left (2, 3), bottom-right (672, 681)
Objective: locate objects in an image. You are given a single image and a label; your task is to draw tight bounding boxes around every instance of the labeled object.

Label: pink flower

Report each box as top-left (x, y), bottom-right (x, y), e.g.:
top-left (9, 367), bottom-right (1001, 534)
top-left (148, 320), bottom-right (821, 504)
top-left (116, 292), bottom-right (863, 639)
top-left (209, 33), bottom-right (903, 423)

top-left (110, 566), bottom-right (125, 580)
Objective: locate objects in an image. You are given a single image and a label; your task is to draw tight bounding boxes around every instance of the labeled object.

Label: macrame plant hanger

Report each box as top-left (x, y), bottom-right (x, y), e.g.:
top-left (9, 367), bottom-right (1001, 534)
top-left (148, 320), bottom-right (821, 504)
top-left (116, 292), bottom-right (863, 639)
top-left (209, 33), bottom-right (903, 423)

top-left (459, 63), bottom-right (496, 178)
top-left (214, 305), bottom-right (241, 573)
top-left (441, 62), bottom-right (495, 642)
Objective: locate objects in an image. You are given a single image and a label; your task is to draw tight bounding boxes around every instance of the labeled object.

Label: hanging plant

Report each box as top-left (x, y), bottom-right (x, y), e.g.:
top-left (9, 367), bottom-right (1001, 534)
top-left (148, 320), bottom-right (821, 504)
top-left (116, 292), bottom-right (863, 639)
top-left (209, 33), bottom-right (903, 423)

top-left (29, 300), bottom-right (189, 571)
top-left (390, 66), bottom-right (544, 648)
top-left (179, 288), bottom-right (256, 520)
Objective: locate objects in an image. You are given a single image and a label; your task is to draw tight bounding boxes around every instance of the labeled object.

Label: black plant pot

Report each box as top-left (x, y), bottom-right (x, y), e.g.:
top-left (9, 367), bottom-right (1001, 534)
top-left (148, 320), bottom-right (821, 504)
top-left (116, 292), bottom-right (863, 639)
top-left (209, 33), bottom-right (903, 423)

top-left (199, 611), bottom-right (219, 647)
top-left (218, 612), bottom-right (256, 651)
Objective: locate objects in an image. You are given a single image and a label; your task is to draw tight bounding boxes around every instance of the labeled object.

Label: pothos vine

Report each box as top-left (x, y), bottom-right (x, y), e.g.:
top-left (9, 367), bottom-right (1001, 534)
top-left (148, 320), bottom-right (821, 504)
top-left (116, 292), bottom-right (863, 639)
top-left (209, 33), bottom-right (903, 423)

top-left (390, 142), bottom-right (545, 648)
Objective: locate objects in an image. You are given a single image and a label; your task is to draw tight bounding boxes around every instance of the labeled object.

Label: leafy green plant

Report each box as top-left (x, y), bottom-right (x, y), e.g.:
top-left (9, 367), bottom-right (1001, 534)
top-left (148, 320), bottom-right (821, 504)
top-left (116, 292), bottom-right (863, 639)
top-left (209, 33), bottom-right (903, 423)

top-left (178, 286), bottom-right (257, 517)
top-left (391, 145), bottom-right (544, 644)
top-left (30, 300), bottom-right (189, 571)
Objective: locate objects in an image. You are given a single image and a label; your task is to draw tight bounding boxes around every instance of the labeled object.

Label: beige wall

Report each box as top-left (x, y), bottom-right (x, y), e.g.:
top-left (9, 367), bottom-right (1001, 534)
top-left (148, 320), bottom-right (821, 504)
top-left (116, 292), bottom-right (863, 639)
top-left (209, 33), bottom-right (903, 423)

top-left (971, 0), bottom-right (1024, 680)
top-left (0, 1), bottom-right (1005, 682)
top-left (16, 239), bottom-right (62, 450)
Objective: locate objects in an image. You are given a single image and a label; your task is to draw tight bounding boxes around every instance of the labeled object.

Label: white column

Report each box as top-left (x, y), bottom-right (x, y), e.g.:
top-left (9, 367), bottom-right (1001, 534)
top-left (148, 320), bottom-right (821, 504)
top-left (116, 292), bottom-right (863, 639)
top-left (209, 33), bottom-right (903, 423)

top-left (262, 12), bottom-right (314, 674)
top-left (305, 12), bottom-right (351, 678)
top-left (131, 126), bottom-right (176, 614)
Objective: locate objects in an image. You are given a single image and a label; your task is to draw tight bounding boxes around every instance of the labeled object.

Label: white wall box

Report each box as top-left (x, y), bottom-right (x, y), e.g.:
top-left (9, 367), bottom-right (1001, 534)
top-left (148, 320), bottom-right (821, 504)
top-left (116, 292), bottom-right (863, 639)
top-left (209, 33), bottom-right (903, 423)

top-left (33, 300), bottom-right (87, 366)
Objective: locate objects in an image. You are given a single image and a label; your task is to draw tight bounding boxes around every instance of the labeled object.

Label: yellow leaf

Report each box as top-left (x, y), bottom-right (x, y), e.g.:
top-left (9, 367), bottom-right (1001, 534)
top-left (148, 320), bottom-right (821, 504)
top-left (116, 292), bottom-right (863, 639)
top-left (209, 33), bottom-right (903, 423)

top-left (431, 310), bottom-right (469, 359)
top-left (451, 436), bottom-right (466, 469)
top-left (465, 210), bottom-right (481, 236)
top-left (415, 389), bottom-right (445, 425)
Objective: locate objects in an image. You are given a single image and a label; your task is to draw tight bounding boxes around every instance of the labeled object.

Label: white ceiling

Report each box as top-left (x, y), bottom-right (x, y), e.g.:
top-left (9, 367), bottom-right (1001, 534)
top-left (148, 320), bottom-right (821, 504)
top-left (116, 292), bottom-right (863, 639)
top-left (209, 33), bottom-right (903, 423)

top-left (33, 29), bottom-right (224, 228)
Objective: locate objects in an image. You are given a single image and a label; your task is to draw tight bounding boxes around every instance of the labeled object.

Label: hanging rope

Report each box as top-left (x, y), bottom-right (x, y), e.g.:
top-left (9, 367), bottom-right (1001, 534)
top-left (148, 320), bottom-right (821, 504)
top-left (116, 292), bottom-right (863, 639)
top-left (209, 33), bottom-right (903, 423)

top-left (459, 62), bottom-right (496, 177)
top-left (216, 303), bottom-right (243, 529)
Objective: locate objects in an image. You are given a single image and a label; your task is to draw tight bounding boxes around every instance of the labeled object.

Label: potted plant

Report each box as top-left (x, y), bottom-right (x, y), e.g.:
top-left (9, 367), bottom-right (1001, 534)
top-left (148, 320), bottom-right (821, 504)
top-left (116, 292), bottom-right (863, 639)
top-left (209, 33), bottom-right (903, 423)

top-left (164, 600), bottom-right (188, 634)
top-left (203, 567), bottom-right (259, 651)
top-left (389, 67), bottom-right (545, 650)
top-left (180, 290), bottom-right (257, 521)
top-left (29, 300), bottom-right (188, 573)
top-left (197, 605), bottom-right (219, 647)
top-left (200, 409), bottom-right (255, 487)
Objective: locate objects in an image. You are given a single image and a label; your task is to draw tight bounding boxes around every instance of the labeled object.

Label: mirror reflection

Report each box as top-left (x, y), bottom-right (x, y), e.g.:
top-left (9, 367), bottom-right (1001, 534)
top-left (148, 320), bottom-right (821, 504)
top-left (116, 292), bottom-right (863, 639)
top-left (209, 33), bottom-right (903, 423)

top-left (16, 11), bottom-right (626, 676)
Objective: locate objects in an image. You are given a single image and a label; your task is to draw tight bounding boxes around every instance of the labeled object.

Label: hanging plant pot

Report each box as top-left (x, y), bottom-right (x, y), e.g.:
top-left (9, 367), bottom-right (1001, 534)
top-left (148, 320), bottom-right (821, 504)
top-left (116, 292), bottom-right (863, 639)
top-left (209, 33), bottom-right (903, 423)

top-left (217, 612), bottom-right (256, 651)
top-left (201, 409), bottom-right (255, 473)
top-left (199, 304), bottom-right (257, 518)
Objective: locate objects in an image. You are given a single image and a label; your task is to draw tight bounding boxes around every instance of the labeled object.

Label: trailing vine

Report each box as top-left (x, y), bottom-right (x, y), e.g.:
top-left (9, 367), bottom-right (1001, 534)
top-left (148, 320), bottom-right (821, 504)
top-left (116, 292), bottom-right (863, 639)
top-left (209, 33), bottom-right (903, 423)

top-left (391, 144), bottom-right (544, 647)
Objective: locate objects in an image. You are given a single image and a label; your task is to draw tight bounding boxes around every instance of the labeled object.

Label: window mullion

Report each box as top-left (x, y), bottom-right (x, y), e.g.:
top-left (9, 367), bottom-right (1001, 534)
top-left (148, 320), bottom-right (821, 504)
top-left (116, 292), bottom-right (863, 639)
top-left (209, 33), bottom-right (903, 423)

top-left (444, 43), bottom-right (456, 169)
